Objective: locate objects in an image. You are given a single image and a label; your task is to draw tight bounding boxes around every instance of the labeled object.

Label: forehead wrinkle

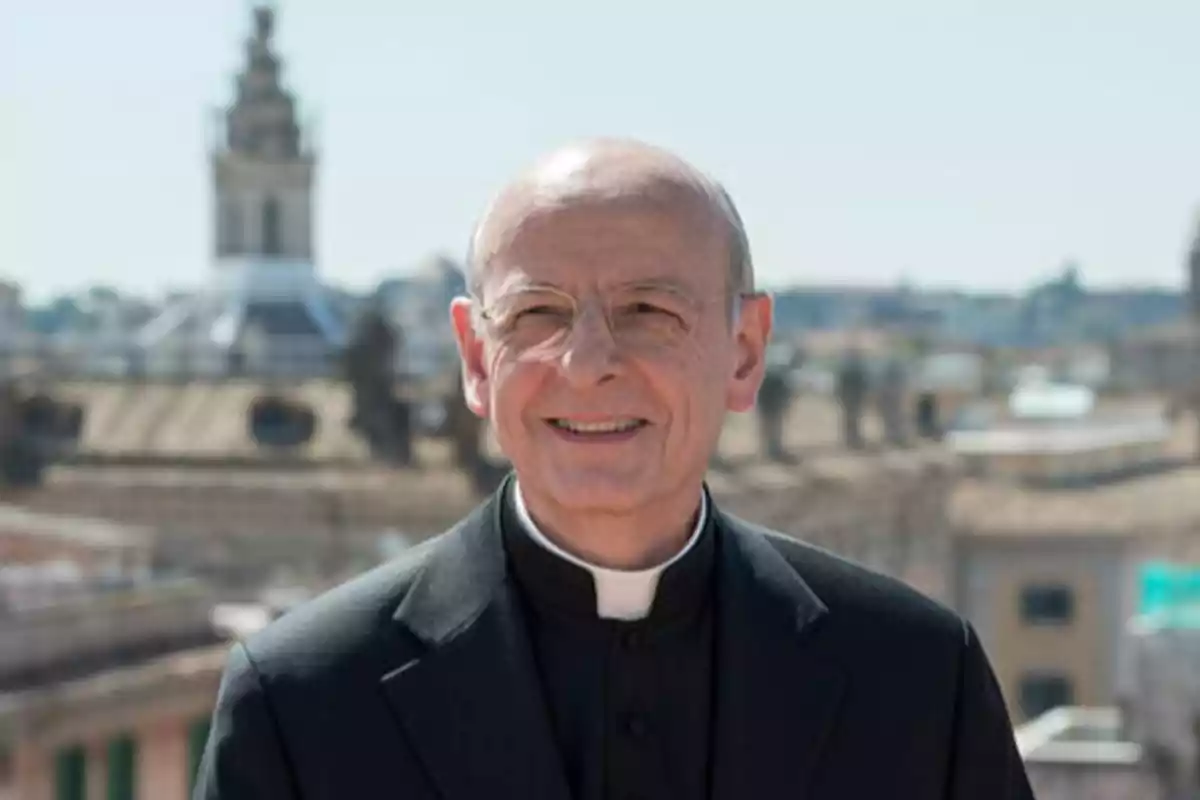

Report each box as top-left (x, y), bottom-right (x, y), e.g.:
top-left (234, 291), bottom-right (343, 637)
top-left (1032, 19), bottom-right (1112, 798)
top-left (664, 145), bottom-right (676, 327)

top-left (481, 270), bottom-right (568, 307)
top-left (491, 278), bottom-right (697, 307)
top-left (618, 277), bottom-right (691, 293)
top-left (509, 197), bottom-right (713, 250)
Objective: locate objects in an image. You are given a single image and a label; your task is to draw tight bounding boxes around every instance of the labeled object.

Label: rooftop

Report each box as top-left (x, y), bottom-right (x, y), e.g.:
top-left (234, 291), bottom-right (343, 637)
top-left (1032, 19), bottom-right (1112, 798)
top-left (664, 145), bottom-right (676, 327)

top-left (0, 576), bottom-right (225, 693)
top-left (1017, 707), bottom-right (1143, 766)
top-left (947, 415), bottom-right (1168, 456)
top-left (0, 641), bottom-right (229, 737)
top-left (949, 464), bottom-right (1200, 537)
top-left (43, 378), bottom-right (452, 463)
top-left (0, 504), bottom-right (150, 550)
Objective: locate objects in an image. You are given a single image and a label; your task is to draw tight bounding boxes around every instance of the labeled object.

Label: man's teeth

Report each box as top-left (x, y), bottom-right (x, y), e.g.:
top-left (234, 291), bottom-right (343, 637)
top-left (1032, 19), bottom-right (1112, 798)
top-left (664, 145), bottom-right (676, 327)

top-left (552, 419), bottom-right (643, 434)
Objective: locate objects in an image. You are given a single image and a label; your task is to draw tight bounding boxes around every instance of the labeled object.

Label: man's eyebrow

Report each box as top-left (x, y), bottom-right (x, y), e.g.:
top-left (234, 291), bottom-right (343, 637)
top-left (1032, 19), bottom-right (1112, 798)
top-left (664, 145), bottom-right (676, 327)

top-left (489, 271), bottom-right (568, 294)
top-left (482, 283), bottom-right (573, 316)
top-left (490, 282), bottom-right (570, 300)
top-left (488, 277), bottom-right (697, 302)
top-left (616, 279), bottom-right (693, 295)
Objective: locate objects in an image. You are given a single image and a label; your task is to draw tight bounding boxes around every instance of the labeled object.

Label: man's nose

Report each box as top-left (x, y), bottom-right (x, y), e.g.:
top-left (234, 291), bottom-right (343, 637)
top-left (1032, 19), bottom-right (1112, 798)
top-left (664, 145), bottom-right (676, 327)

top-left (557, 306), bottom-right (621, 387)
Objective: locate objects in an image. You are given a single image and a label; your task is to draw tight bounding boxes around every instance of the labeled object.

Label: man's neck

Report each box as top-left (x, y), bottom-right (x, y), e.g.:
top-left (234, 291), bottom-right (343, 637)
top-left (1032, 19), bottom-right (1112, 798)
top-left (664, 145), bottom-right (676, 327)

top-left (516, 483), bottom-right (704, 570)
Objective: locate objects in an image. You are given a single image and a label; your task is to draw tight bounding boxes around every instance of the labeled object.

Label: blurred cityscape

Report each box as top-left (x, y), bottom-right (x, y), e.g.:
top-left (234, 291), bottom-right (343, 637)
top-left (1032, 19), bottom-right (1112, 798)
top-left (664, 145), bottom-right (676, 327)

top-left (5, 5), bottom-right (1200, 800)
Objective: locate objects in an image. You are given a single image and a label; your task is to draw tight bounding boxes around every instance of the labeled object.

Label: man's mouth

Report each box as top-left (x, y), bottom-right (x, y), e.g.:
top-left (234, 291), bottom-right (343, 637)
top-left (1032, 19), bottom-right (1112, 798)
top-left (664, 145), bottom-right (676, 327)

top-left (547, 418), bottom-right (648, 435)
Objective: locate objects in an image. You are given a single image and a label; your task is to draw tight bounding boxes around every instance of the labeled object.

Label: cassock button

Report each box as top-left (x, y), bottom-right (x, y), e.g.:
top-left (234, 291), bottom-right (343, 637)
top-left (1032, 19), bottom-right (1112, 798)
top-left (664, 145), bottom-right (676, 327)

top-left (623, 714), bottom-right (647, 738)
top-left (620, 630), bottom-right (643, 650)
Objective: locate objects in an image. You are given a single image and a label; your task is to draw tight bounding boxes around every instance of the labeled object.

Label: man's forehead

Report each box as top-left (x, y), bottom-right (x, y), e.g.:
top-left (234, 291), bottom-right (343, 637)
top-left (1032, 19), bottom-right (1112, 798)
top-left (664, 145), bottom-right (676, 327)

top-left (468, 140), bottom-right (739, 305)
top-left (489, 272), bottom-right (699, 298)
top-left (474, 142), bottom-right (725, 253)
top-left (475, 197), bottom-right (727, 295)
top-left (478, 187), bottom-right (720, 258)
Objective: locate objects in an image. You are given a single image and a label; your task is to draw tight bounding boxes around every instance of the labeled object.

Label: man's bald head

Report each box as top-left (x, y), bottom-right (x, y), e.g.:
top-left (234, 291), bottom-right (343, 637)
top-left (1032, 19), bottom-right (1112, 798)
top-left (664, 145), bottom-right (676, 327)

top-left (447, 139), bottom-right (774, 525)
top-left (465, 139), bottom-right (754, 308)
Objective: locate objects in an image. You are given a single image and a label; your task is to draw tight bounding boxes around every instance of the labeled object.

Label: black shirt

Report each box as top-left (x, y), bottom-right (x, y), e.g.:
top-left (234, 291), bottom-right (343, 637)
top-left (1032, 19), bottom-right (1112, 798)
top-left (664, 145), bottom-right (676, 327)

top-left (501, 490), bottom-right (717, 800)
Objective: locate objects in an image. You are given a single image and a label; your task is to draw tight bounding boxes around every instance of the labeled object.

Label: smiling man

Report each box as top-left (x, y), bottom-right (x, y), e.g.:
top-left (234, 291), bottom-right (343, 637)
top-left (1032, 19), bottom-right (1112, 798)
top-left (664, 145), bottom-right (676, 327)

top-left (459, 142), bottom-right (758, 572)
top-left (195, 140), bottom-right (1034, 800)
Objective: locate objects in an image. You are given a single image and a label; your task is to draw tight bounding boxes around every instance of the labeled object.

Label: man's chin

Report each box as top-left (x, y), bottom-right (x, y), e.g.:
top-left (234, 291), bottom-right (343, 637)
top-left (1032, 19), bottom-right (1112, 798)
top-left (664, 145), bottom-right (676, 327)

top-left (530, 468), bottom-right (655, 512)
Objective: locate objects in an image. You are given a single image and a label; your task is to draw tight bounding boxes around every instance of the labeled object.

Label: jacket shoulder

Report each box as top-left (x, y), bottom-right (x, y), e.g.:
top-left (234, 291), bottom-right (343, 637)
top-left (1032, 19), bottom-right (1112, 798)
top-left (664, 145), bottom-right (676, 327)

top-left (237, 530), bottom-right (447, 677)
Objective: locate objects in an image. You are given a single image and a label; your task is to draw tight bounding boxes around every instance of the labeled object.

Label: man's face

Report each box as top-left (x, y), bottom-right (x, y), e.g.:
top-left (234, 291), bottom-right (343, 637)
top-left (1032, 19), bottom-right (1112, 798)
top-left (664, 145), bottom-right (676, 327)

top-left (452, 198), bottom-right (772, 513)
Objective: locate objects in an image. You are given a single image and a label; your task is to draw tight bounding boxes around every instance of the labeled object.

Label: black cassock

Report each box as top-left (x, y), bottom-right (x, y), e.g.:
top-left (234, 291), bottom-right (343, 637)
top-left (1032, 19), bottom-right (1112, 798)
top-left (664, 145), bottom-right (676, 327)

top-left (500, 494), bottom-right (716, 800)
top-left (195, 476), bottom-right (1034, 800)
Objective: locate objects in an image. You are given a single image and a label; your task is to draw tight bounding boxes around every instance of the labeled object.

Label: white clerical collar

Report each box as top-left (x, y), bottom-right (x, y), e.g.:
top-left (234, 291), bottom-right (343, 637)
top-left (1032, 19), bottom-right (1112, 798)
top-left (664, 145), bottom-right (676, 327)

top-left (512, 482), bottom-right (707, 621)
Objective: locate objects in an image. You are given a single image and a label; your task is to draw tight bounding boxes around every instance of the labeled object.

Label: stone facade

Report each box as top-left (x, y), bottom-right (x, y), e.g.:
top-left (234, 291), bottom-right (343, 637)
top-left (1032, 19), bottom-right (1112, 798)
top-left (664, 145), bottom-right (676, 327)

top-left (950, 458), bottom-right (1200, 722)
top-left (0, 506), bottom-right (233, 800)
top-left (4, 647), bottom-right (224, 800)
top-left (954, 532), bottom-right (1137, 723)
top-left (0, 506), bottom-right (152, 575)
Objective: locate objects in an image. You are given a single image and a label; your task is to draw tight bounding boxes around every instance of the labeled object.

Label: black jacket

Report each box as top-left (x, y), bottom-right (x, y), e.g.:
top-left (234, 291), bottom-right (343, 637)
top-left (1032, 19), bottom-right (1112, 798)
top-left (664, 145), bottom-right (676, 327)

top-left (195, 487), bottom-right (1034, 799)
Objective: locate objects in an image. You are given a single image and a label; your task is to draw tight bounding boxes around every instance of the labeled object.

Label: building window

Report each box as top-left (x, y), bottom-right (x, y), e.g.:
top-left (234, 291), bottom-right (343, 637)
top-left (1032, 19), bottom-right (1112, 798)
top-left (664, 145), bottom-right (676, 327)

top-left (1020, 583), bottom-right (1075, 625)
top-left (107, 734), bottom-right (136, 800)
top-left (54, 745), bottom-right (86, 800)
top-left (1019, 672), bottom-right (1075, 719)
top-left (262, 196), bottom-right (282, 256)
top-left (221, 199), bottom-right (242, 256)
top-left (189, 717), bottom-right (212, 794)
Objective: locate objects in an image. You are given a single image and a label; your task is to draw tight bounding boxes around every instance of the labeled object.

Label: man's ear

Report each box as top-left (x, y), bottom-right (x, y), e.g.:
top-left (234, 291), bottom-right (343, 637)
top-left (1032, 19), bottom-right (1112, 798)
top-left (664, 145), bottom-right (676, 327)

top-left (726, 293), bottom-right (773, 413)
top-left (449, 297), bottom-right (489, 417)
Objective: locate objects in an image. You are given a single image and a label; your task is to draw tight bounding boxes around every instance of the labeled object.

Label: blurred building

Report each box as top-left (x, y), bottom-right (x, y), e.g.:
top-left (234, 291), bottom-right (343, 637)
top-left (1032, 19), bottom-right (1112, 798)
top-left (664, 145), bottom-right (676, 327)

top-left (0, 507), bottom-right (248, 800)
top-left (1018, 707), bottom-right (1160, 800)
top-left (948, 388), bottom-right (1197, 725)
top-left (952, 490), bottom-right (1142, 723)
top-left (711, 452), bottom-right (960, 607)
top-left (0, 506), bottom-right (153, 578)
top-left (1109, 218), bottom-right (1200, 396)
top-left (377, 255), bottom-right (467, 378)
top-left (137, 4), bottom-right (345, 377)
top-left (0, 283), bottom-right (23, 338)
top-left (1108, 324), bottom-right (1199, 395)
top-left (1016, 568), bottom-right (1200, 800)
top-left (769, 272), bottom-right (1183, 349)
top-left (0, 283), bottom-right (32, 379)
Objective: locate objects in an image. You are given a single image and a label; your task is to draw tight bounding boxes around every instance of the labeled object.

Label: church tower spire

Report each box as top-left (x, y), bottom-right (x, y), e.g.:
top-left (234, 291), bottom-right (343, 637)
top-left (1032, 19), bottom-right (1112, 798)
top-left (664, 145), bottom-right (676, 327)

top-left (213, 3), bottom-right (314, 261)
top-left (137, 2), bottom-right (344, 374)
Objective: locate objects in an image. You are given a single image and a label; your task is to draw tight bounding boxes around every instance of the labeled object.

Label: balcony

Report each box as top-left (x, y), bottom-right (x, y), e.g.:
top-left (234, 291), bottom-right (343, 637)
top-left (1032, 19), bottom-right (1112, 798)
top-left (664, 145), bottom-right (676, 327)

top-left (947, 414), bottom-right (1171, 488)
top-left (1017, 707), bottom-right (1161, 800)
top-left (0, 578), bottom-right (223, 693)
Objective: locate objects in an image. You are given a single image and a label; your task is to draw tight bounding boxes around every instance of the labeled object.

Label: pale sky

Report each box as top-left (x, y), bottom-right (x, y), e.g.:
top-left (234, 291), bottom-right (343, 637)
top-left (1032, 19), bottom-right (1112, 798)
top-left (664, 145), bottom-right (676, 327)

top-left (3, 0), bottom-right (1199, 302)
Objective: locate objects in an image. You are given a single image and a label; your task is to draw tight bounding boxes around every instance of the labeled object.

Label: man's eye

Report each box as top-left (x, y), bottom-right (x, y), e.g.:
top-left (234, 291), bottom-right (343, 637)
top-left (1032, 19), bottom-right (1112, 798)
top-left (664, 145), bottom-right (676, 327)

top-left (518, 305), bottom-right (566, 317)
top-left (629, 302), bottom-right (681, 320)
top-left (510, 305), bottom-right (572, 326)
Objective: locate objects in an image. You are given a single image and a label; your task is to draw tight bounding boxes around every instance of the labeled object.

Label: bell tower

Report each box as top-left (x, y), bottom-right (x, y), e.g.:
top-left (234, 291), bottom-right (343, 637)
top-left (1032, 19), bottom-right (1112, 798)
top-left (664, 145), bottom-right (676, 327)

top-left (137, 3), bottom-right (344, 375)
top-left (213, 4), bottom-right (313, 262)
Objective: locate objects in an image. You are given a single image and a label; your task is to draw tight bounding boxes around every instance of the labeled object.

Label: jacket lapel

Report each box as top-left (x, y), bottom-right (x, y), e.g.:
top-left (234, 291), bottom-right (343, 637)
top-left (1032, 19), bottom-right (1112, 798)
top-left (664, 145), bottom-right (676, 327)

top-left (379, 488), bottom-right (572, 800)
top-left (710, 515), bottom-right (848, 799)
